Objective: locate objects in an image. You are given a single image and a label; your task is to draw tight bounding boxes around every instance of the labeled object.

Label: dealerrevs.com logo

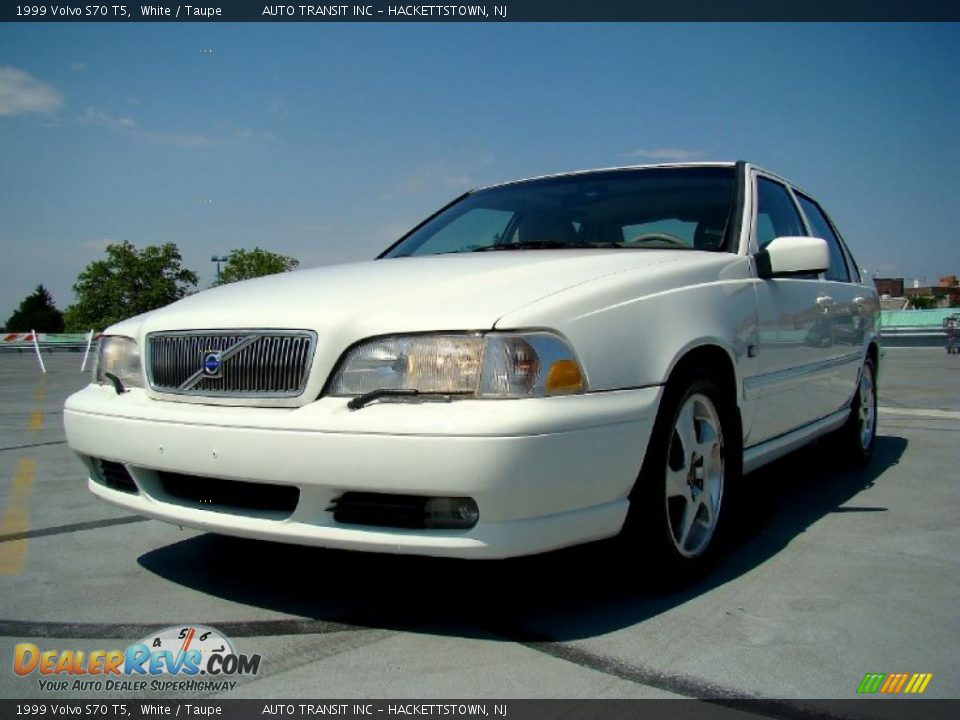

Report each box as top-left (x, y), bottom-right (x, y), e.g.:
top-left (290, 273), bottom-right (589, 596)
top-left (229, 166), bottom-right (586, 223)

top-left (13, 625), bottom-right (261, 693)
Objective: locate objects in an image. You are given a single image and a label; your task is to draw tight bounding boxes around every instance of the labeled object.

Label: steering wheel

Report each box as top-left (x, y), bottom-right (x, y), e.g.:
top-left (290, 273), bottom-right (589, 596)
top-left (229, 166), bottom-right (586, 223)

top-left (624, 232), bottom-right (688, 247)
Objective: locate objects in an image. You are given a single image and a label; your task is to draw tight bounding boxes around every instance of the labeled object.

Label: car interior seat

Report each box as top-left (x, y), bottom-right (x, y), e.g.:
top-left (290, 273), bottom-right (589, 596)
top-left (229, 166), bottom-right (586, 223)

top-left (515, 212), bottom-right (577, 245)
top-left (694, 207), bottom-right (731, 251)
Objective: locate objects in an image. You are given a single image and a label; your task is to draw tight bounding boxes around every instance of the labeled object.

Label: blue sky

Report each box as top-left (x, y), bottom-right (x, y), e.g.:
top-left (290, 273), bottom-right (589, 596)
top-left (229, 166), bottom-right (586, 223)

top-left (1, 22), bottom-right (958, 320)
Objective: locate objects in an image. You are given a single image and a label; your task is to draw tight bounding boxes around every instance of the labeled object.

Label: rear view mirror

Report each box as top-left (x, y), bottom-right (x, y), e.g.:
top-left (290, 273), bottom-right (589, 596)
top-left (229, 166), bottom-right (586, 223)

top-left (756, 236), bottom-right (829, 279)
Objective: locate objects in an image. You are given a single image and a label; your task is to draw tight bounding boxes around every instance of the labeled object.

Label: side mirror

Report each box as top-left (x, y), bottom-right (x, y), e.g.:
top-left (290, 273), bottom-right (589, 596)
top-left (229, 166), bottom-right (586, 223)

top-left (756, 236), bottom-right (829, 279)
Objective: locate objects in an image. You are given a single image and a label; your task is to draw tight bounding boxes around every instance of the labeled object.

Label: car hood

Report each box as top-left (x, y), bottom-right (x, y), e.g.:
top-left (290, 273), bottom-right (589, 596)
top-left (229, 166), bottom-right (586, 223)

top-left (138, 250), bottom-right (689, 337)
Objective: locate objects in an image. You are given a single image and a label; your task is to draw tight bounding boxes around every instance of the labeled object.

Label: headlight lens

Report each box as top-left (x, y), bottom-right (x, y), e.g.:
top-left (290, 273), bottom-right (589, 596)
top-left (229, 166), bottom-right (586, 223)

top-left (93, 336), bottom-right (143, 389)
top-left (329, 332), bottom-right (584, 399)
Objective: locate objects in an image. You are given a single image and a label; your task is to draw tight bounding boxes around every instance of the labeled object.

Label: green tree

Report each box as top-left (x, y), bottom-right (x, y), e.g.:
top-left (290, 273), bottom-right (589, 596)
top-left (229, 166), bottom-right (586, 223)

top-left (4, 285), bottom-right (65, 332)
top-left (215, 247), bottom-right (299, 286)
top-left (64, 241), bottom-right (198, 331)
top-left (909, 296), bottom-right (938, 310)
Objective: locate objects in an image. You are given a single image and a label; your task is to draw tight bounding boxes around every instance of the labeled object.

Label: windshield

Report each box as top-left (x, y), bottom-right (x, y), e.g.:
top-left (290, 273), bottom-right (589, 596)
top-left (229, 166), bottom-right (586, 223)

top-left (382, 166), bottom-right (738, 258)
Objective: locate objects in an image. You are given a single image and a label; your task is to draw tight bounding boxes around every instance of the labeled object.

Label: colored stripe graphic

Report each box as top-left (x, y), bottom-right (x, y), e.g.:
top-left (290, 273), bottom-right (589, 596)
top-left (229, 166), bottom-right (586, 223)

top-left (880, 672), bottom-right (907, 693)
top-left (857, 673), bottom-right (885, 693)
top-left (858, 672), bottom-right (933, 694)
top-left (904, 674), bottom-right (933, 694)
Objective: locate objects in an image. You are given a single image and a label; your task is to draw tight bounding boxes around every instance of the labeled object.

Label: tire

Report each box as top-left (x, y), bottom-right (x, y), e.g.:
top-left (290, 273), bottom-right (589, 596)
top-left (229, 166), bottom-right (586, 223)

top-left (834, 356), bottom-right (877, 465)
top-left (621, 369), bottom-right (741, 582)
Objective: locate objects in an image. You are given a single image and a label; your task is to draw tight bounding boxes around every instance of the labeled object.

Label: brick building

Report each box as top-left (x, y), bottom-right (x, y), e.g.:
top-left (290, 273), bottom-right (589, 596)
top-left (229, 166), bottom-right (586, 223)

top-left (873, 278), bottom-right (904, 297)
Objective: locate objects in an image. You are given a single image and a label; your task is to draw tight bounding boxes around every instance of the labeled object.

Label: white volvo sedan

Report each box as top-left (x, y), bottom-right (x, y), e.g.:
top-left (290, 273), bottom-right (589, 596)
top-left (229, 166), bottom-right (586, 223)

top-left (64, 162), bottom-right (880, 574)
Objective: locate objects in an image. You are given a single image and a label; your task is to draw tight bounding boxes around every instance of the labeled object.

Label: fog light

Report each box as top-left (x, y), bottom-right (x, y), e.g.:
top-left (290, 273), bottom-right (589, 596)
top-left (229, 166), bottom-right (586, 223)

top-left (424, 497), bottom-right (479, 529)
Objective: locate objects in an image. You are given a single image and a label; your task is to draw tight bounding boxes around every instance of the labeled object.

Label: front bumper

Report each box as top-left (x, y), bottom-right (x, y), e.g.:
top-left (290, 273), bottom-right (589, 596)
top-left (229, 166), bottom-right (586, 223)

top-left (64, 384), bottom-right (661, 558)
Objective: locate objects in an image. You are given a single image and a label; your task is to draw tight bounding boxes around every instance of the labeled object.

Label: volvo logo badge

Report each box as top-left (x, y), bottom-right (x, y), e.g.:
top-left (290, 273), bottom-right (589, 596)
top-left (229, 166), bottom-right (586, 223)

top-left (202, 351), bottom-right (223, 378)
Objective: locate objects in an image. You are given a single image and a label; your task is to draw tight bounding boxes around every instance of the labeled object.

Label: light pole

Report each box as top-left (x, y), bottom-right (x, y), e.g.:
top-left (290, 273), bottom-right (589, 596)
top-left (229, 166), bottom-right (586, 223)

top-left (211, 255), bottom-right (228, 284)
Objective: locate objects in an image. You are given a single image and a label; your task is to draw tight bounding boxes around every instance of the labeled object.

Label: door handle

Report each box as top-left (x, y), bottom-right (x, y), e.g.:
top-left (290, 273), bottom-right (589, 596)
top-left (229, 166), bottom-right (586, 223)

top-left (816, 295), bottom-right (834, 309)
top-left (853, 296), bottom-right (867, 306)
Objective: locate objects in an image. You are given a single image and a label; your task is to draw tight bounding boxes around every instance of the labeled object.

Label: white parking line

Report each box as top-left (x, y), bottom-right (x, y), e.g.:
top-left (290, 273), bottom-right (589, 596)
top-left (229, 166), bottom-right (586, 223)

top-left (878, 406), bottom-right (960, 420)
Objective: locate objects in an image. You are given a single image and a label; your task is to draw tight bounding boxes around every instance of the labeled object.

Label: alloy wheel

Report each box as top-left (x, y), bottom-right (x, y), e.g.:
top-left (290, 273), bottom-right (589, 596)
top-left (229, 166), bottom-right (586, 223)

top-left (665, 393), bottom-right (725, 558)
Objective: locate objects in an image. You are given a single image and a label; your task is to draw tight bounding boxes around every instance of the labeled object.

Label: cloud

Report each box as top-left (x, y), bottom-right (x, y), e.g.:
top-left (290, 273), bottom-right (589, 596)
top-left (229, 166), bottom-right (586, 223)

top-left (440, 173), bottom-right (473, 189)
top-left (296, 222), bottom-right (329, 235)
top-left (78, 105), bottom-right (273, 149)
top-left (77, 237), bottom-right (114, 253)
top-left (79, 106), bottom-right (137, 130)
top-left (381, 160), bottom-right (482, 200)
top-left (0, 66), bottom-right (63, 117)
top-left (137, 128), bottom-right (274, 149)
top-left (372, 221), bottom-right (414, 243)
top-left (624, 147), bottom-right (704, 162)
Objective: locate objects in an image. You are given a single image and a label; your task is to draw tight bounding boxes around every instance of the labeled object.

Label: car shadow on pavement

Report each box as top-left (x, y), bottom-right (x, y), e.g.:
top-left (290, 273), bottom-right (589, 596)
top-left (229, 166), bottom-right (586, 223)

top-left (137, 434), bottom-right (907, 643)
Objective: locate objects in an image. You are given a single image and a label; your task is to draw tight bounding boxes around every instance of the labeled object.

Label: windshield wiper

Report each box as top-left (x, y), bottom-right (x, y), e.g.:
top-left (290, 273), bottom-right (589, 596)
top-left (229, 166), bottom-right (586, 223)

top-left (346, 388), bottom-right (472, 410)
top-left (470, 241), bottom-right (619, 251)
top-left (348, 389), bottom-right (420, 410)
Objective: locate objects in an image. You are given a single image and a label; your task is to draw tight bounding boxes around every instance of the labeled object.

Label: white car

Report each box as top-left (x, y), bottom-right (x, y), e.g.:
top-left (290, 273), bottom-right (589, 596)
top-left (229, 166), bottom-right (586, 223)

top-left (64, 162), bottom-right (880, 575)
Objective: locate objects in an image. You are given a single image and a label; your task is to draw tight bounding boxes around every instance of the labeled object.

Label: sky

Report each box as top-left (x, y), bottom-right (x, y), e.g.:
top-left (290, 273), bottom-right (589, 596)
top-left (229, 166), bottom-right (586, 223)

top-left (0, 22), bottom-right (958, 321)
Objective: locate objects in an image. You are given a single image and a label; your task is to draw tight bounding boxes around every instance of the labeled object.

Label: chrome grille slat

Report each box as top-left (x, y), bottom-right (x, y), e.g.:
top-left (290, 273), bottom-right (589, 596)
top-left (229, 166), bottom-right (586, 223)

top-left (147, 331), bottom-right (316, 398)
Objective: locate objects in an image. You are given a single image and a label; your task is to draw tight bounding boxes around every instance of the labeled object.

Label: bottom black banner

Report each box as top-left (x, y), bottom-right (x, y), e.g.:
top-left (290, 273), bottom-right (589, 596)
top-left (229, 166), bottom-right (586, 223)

top-left (3, 699), bottom-right (958, 720)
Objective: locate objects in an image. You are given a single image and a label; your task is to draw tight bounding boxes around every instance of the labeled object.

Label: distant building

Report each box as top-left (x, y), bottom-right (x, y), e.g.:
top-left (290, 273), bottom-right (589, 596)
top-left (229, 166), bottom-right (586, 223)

top-left (873, 276), bottom-right (958, 308)
top-left (904, 277), bottom-right (960, 308)
top-left (873, 277), bottom-right (904, 297)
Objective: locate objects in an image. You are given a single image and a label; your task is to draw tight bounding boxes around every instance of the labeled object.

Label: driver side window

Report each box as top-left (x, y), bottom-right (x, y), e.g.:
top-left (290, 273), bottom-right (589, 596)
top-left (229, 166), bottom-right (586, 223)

top-left (756, 177), bottom-right (805, 250)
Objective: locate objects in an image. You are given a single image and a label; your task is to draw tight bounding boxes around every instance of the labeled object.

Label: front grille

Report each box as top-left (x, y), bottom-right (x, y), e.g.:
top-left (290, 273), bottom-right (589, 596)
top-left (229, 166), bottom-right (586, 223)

top-left (147, 331), bottom-right (316, 397)
top-left (96, 460), bottom-right (139, 494)
top-left (329, 492), bottom-right (434, 529)
top-left (158, 472), bottom-right (299, 517)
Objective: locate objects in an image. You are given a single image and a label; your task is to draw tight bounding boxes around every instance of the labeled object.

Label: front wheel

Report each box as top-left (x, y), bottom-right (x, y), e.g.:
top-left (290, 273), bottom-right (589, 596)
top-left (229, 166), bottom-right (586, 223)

top-left (621, 372), bottom-right (740, 580)
top-left (664, 391), bottom-right (725, 559)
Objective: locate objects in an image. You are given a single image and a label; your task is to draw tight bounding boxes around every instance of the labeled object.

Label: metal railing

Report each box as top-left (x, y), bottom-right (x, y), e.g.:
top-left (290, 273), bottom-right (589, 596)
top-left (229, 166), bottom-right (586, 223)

top-left (0, 331), bottom-right (99, 373)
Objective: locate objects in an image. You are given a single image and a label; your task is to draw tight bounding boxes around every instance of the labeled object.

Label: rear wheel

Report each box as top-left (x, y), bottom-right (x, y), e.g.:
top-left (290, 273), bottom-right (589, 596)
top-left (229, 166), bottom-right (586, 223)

top-left (622, 371), bottom-right (739, 580)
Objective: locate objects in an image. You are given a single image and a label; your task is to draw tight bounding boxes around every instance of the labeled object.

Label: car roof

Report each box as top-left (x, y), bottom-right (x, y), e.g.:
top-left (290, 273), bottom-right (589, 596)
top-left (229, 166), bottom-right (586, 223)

top-left (474, 161), bottom-right (803, 195)
top-left (475, 162), bottom-right (737, 192)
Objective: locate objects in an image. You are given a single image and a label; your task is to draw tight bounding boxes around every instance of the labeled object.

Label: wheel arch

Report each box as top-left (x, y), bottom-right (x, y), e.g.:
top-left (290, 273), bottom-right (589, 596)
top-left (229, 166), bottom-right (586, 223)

top-left (662, 342), bottom-right (744, 453)
top-left (665, 342), bottom-right (738, 401)
top-left (622, 341), bottom-right (744, 574)
top-left (866, 341), bottom-right (880, 383)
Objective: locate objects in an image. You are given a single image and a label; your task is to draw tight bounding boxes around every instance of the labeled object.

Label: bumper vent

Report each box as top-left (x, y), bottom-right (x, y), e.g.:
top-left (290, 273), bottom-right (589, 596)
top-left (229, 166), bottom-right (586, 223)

top-left (95, 460), bottom-right (139, 494)
top-left (146, 330), bottom-right (316, 398)
top-left (329, 492), bottom-right (429, 529)
top-left (157, 472), bottom-right (299, 517)
top-left (328, 492), bottom-right (479, 530)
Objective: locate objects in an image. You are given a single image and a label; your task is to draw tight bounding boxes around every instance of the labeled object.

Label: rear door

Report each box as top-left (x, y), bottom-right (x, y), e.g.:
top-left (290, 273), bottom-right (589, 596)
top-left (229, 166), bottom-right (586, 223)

top-left (793, 191), bottom-right (865, 407)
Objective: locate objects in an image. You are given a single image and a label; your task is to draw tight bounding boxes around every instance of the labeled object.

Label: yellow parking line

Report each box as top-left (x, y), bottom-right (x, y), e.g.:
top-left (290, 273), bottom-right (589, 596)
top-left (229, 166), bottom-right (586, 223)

top-left (27, 410), bottom-right (43, 431)
top-left (0, 373), bottom-right (48, 573)
top-left (0, 457), bottom-right (37, 575)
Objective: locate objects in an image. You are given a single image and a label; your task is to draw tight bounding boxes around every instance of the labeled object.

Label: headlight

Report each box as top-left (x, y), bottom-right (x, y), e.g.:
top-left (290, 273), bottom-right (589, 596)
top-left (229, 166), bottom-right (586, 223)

top-left (328, 331), bottom-right (585, 399)
top-left (93, 336), bottom-right (143, 389)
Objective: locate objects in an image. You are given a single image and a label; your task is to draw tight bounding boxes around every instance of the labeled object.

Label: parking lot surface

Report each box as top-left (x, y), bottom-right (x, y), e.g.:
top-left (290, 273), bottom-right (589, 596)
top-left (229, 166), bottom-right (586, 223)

top-left (0, 348), bottom-right (957, 704)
